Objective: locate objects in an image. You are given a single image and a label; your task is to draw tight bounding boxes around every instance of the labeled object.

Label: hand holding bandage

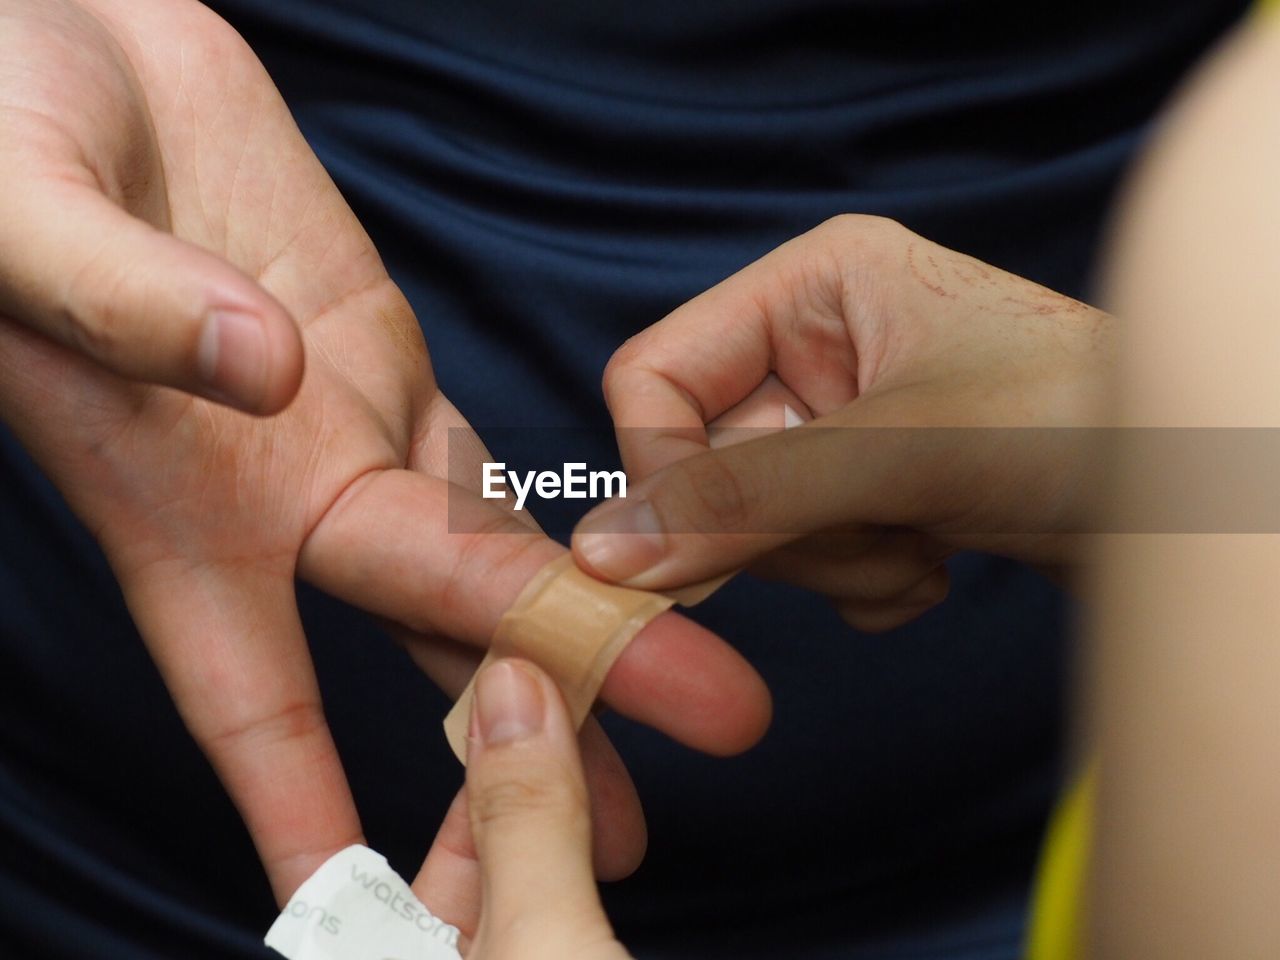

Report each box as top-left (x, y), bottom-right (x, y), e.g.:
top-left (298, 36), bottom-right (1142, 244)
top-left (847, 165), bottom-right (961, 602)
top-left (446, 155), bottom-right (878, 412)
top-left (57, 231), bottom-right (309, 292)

top-left (266, 659), bottom-right (636, 960)
top-left (412, 531), bottom-right (767, 935)
top-left (461, 659), bottom-right (634, 960)
top-left (575, 216), bottom-right (1117, 630)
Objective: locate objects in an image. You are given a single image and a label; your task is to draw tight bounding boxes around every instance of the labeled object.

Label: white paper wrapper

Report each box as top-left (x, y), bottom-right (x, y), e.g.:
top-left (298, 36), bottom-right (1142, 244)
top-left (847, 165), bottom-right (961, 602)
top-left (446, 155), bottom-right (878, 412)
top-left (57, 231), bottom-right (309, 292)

top-left (265, 845), bottom-right (461, 960)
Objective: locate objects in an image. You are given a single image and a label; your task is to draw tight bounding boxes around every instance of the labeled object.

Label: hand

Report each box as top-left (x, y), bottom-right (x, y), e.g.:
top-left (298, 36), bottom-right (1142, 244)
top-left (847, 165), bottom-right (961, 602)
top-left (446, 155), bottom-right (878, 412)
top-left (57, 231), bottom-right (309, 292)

top-left (572, 216), bottom-right (1114, 631)
top-left (0, 0), bottom-right (770, 900)
top-left (419, 659), bottom-right (634, 960)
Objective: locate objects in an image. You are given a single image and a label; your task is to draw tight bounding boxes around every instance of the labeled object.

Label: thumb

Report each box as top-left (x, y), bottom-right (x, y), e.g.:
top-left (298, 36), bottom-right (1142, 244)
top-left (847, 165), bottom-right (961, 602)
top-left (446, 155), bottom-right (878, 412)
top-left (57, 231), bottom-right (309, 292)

top-left (466, 659), bottom-right (627, 960)
top-left (571, 395), bottom-right (967, 590)
top-left (0, 180), bottom-right (303, 413)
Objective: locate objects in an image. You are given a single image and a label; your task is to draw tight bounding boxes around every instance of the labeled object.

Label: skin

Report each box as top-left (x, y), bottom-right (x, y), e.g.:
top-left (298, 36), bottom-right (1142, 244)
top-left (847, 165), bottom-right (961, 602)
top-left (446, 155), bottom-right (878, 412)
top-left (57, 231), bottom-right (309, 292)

top-left (463, 17), bottom-right (1280, 960)
top-left (424, 219), bottom-right (1119, 936)
top-left (0, 0), bottom-right (771, 904)
top-left (1089, 15), bottom-right (1280, 959)
top-left (572, 215), bottom-right (1115, 631)
top-left (461, 659), bottom-right (634, 960)
top-left (19, 2), bottom-right (1270, 954)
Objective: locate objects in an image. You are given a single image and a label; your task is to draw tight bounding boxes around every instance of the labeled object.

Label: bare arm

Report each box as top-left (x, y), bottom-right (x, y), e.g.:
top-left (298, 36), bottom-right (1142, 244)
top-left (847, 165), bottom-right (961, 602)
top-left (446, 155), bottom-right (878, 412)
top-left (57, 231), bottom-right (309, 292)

top-left (1089, 16), bottom-right (1280, 958)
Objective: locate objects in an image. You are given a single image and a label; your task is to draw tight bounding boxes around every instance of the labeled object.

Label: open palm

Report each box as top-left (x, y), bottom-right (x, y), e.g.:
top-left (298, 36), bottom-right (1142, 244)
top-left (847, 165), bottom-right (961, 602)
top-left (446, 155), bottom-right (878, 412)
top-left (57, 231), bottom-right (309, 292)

top-left (0, 0), bottom-right (770, 904)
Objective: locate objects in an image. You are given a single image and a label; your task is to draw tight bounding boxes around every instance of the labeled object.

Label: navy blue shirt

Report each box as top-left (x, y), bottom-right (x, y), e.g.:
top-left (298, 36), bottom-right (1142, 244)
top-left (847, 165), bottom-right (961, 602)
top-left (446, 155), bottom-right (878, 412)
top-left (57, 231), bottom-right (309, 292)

top-left (0, 2), bottom-right (1247, 958)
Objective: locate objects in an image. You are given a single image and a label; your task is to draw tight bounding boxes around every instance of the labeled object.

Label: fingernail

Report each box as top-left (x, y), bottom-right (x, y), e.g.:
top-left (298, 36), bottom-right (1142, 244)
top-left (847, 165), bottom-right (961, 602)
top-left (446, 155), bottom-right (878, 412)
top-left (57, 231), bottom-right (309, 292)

top-left (574, 499), bottom-right (665, 583)
top-left (198, 309), bottom-right (267, 410)
top-left (475, 660), bottom-right (545, 746)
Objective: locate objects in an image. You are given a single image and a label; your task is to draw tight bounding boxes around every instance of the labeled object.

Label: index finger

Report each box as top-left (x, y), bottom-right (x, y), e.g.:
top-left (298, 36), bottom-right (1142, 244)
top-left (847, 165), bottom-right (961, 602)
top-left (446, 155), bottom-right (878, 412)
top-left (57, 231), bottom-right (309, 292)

top-left (605, 219), bottom-right (877, 479)
top-left (298, 469), bottom-right (772, 757)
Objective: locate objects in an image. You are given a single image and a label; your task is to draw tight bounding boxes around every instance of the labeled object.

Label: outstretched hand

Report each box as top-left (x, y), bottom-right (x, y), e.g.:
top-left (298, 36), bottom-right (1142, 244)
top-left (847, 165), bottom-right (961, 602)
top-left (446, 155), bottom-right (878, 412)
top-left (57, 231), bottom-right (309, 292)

top-left (0, 0), bottom-right (769, 901)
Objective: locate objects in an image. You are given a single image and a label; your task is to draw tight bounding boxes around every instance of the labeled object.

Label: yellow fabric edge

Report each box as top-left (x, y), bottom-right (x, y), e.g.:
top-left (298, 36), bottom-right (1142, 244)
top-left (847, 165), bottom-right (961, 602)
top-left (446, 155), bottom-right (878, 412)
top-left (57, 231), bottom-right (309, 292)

top-left (1025, 766), bottom-right (1096, 960)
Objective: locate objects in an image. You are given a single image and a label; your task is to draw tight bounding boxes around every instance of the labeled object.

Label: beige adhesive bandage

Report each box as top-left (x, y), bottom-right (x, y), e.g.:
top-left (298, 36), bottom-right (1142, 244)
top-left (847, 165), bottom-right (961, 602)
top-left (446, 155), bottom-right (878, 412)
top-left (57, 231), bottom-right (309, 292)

top-left (443, 556), bottom-right (730, 762)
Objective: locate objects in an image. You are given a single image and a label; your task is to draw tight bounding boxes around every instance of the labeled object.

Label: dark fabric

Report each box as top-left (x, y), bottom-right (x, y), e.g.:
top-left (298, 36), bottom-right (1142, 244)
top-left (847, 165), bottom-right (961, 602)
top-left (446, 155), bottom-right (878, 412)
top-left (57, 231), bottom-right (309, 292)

top-left (0, 2), bottom-right (1248, 957)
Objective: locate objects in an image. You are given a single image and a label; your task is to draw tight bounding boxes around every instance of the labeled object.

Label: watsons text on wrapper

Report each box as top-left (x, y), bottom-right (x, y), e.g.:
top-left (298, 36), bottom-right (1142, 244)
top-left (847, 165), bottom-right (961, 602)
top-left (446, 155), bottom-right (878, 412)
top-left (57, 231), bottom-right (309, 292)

top-left (265, 845), bottom-right (460, 960)
top-left (482, 461), bottom-right (627, 511)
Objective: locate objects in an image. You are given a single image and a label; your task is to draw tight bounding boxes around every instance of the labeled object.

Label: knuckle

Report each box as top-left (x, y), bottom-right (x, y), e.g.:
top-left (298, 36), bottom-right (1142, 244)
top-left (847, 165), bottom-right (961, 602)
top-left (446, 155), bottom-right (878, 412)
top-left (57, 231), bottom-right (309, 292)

top-left (434, 531), bottom-right (553, 634)
top-left (471, 776), bottom-right (546, 826)
top-left (601, 337), bottom-right (647, 401)
top-left (60, 248), bottom-right (135, 362)
top-left (203, 699), bottom-right (329, 756)
top-left (605, 335), bottom-right (644, 376)
top-left (863, 213), bottom-right (907, 238)
top-left (471, 762), bottom-right (587, 829)
top-left (819, 213), bottom-right (904, 244)
top-left (810, 216), bottom-right (912, 308)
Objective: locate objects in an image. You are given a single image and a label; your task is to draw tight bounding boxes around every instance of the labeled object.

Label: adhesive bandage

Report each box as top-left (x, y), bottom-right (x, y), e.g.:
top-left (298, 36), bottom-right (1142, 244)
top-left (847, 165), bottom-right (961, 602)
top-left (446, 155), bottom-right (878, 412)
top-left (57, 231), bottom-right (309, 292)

top-left (444, 392), bottom-right (809, 761)
top-left (442, 556), bottom-right (729, 762)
